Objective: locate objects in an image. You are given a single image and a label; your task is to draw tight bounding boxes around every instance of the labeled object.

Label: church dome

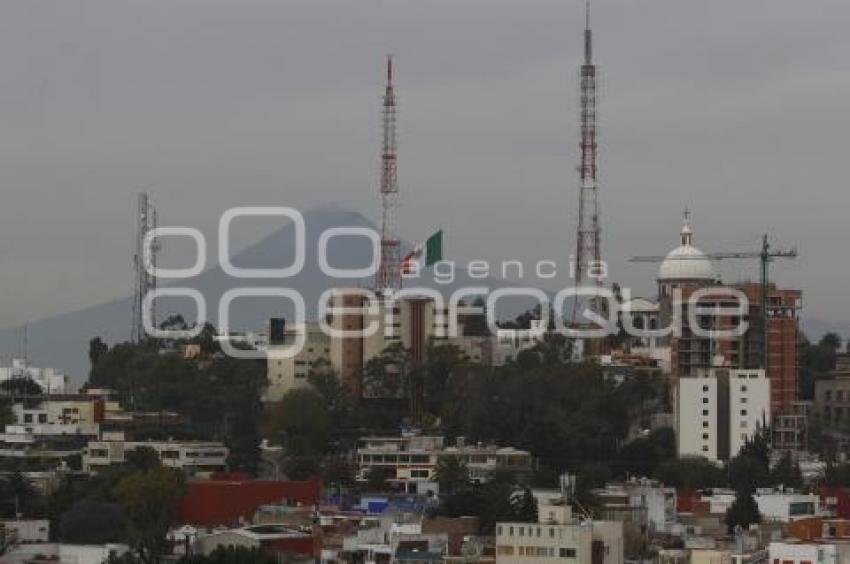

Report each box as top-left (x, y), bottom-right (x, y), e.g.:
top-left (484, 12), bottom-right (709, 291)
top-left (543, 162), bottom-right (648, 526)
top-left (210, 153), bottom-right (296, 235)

top-left (657, 215), bottom-right (716, 282)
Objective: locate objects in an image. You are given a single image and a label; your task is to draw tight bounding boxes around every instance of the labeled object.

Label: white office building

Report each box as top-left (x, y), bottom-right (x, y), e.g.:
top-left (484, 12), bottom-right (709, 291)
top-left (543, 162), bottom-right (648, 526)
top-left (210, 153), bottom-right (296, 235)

top-left (677, 369), bottom-right (770, 462)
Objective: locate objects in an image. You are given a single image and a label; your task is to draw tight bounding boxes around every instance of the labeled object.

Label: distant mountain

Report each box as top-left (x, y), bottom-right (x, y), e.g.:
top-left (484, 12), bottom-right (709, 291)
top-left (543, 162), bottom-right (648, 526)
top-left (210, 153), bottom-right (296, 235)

top-left (0, 205), bottom-right (537, 387)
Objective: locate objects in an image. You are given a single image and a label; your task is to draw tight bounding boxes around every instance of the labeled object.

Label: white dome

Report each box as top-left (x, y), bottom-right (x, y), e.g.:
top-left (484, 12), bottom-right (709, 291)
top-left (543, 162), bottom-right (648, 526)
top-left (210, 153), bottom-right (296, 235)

top-left (657, 214), bottom-right (716, 282)
top-left (657, 244), bottom-right (715, 281)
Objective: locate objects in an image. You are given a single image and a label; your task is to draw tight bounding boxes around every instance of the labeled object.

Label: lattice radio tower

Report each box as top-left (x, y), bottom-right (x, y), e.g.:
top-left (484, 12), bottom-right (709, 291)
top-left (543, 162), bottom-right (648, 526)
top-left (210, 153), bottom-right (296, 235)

top-left (131, 192), bottom-right (159, 342)
top-left (375, 55), bottom-right (401, 292)
top-left (572, 1), bottom-right (603, 321)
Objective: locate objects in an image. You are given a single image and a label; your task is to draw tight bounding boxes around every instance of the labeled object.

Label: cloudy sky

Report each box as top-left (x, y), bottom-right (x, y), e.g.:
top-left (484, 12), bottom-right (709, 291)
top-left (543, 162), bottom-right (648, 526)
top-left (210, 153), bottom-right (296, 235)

top-left (0, 0), bottom-right (847, 329)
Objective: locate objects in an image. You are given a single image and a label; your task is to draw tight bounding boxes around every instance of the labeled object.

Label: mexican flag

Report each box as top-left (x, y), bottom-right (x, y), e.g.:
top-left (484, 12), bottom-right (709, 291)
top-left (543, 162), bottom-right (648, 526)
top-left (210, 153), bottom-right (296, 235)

top-left (401, 230), bottom-right (443, 273)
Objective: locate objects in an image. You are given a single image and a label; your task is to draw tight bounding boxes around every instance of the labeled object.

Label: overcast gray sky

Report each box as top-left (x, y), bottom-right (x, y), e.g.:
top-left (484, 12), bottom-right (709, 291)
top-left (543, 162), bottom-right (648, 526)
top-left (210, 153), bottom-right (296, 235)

top-left (0, 0), bottom-right (847, 329)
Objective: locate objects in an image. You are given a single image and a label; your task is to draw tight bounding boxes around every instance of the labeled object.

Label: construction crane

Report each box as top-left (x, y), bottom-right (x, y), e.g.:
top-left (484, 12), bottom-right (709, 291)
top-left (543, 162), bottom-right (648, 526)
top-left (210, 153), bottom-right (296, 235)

top-left (630, 234), bottom-right (797, 371)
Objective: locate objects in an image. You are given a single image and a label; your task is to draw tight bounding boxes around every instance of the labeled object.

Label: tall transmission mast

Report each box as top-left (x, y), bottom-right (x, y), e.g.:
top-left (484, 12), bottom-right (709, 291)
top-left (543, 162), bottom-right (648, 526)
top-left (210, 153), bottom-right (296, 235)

top-left (131, 193), bottom-right (158, 342)
top-left (573, 1), bottom-right (602, 321)
top-left (375, 55), bottom-right (401, 292)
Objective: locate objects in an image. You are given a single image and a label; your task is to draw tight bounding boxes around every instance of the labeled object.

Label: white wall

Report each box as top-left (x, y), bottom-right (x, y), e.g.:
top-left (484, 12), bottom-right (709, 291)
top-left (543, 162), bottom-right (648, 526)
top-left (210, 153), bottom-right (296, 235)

top-left (769, 542), bottom-right (837, 563)
top-left (678, 375), bottom-right (718, 460)
top-left (728, 369), bottom-right (770, 457)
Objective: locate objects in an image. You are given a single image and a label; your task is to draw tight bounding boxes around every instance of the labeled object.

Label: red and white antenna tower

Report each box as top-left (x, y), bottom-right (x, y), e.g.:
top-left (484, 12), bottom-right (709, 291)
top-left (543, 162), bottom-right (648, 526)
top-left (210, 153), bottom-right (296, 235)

top-left (573, 1), bottom-right (603, 320)
top-left (375, 55), bottom-right (401, 292)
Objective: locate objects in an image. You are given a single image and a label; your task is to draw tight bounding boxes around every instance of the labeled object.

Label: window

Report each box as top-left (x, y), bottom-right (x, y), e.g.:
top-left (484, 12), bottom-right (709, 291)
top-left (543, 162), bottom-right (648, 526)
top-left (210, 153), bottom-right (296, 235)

top-left (740, 409), bottom-right (747, 416)
top-left (559, 548), bottom-right (576, 558)
top-left (702, 398), bottom-right (709, 404)
top-left (702, 446), bottom-right (709, 452)
top-left (702, 409), bottom-right (709, 416)
top-left (24, 414), bottom-right (33, 423)
top-left (741, 385), bottom-right (748, 392)
top-left (702, 433), bottom-right (709, 440)
top-left (703, 421), bottom-right (709, 428)
top-left (702, 385), bottom-right (709, 392)
top-left (826, 390), bottom-right (833, 401)
top-left (38, 414), bottom-right (48, 423)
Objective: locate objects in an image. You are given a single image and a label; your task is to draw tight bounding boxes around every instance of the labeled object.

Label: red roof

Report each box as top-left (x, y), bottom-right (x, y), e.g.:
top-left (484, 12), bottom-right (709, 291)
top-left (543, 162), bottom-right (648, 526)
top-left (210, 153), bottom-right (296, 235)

top-left (177, 479), bottom-right (321, 527)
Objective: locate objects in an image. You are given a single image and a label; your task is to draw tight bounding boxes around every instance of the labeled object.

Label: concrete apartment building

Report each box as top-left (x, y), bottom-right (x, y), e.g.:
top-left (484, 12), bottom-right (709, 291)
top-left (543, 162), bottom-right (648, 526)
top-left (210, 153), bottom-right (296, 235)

top-left (355, 434), bottom-right (532, 494)
top-left (813, 353), bottom-right (850, 426)
top-left (0, 390), bottom-right (123, 471)
top-left (496, 491), bottom-right (623, 564)
top-left (593, 479), bottom-right (677, 535)
top-left (677, 369), bottom-right (770, 462)
top-left (328, 291), bottom-right (456, 398)
top-left (265, 320), bottom-right (331, 402)
top-left (83, 437), bottom-right (228, 474)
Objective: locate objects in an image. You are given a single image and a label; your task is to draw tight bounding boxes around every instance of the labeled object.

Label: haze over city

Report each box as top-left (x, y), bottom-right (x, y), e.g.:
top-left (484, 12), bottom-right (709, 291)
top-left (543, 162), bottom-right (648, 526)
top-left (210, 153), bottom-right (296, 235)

top-left (0, 0), bottom-right (847, 331)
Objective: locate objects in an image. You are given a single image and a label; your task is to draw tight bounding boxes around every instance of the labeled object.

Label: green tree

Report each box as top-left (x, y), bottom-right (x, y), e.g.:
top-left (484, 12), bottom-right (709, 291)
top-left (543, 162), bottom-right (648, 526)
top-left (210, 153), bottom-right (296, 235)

top-left (268, 388), bottom-right (331, 480)
top-left (728, 454), bottom-right (770, 493)
top-left (725, 489), bottom-right (761, 533)
top-left (89, 337), bottom-right (109, 370)
top-left (361, 343), bottom-right (413, 399)
top-left (820, 333), bottom-right (843, 352)
top-left (655, 457), bottom-right (726, 490)
top-left (0, 378), bottom-right (43, 396)
top-left (770, 452), bottom-right (803, 489)
top-left (0, 473), bottom-right (44, 518)
top-left (126, 447), bottom-right (161, 473)
top-left (364, 467), bottom-right (391, 492)
top-left (435, 455), bottom-right (470, 496)
top-left (511, 487), bottom-right (538, 523)
top-left (114, 467), bottom-right (187, 564)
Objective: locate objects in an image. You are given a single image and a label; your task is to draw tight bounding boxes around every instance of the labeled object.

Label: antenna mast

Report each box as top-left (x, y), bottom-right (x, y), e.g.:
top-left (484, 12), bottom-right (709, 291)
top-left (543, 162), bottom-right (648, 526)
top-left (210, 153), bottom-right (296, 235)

top-left (375, 56), bottom-right (401, 292)
top-left (131, 193), bottom-right (158, 342)
top-left (573, 0), bottom-right (603, 323)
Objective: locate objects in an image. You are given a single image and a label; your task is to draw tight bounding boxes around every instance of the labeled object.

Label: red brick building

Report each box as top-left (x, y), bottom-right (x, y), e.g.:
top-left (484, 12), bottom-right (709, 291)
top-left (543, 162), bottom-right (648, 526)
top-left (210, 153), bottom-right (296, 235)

top-left (177, 478), bottom-right (321, 527)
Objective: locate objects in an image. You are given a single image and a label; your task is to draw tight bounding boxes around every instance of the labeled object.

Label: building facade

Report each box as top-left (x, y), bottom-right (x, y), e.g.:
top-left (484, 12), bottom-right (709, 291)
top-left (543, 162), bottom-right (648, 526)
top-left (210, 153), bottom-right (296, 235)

top-left (677, 369), bottom-right (770, 462)
top-left (496, 494), bottom-right (623, 564)
top-left (355, 434), bottom-right (532, 494)
top-left (83, 439), bottom-right (228, 474)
